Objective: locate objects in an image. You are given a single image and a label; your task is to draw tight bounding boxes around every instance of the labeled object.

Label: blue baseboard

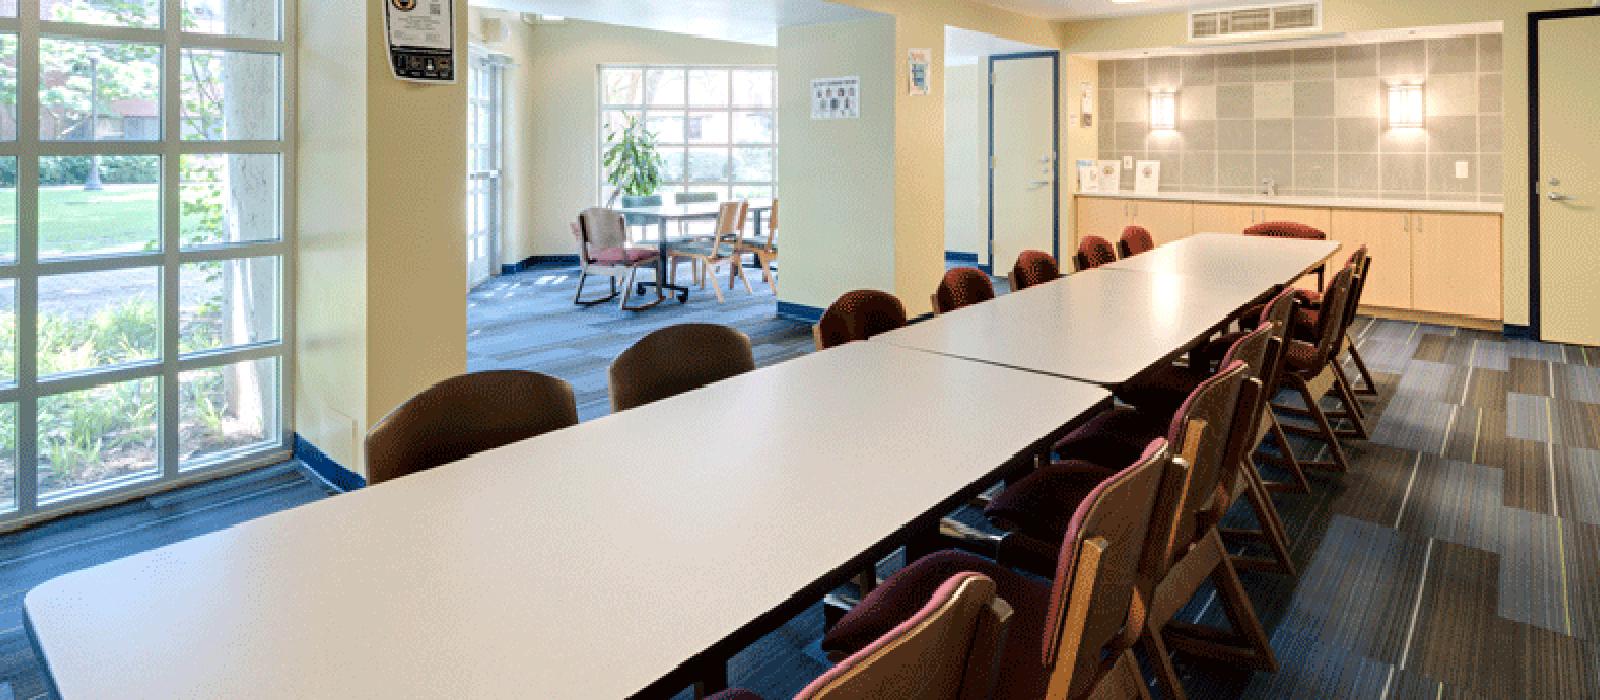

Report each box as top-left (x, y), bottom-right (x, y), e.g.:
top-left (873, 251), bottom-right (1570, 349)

top-left (777, 301), bottom-right (824, 324)
top-left (945, 251), bottom-right (980, 264)
top-left (502, 255), bottom-right (580, 275)
top-left (293, 434), bottom-right (366, 493)
top-left (1502, 324), bottom-right (1534, 340)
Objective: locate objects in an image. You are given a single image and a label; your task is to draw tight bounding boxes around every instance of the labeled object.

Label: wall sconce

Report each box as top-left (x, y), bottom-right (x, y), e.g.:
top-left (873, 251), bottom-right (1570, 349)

top-left (1149, 90), bottom-right (1177, 131)
top-left (1387, 83), bottom-right (1424, 129)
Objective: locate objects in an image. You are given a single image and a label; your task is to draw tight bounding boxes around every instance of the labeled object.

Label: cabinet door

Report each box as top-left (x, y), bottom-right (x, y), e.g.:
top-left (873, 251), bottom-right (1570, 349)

top-left (1258, 205), bottom-right (1334, 232)
top-left (1131, 200), bottom-right (1194, 244)
top-left (1412, 213), bottom-right (1503, 320)
top-left (1192, 203), bottom-right (1256, 234)
top-left (1330, 209), bottom-right (1412, 310)
top-left (1075, 197), bottom-right (1130, 242)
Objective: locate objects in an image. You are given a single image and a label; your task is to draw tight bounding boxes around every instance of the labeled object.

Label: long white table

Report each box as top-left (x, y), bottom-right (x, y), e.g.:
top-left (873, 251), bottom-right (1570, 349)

top-left (878, 234), bottom-right (1340, 386)
top-left (25, 342), bottom-right (1108, 700)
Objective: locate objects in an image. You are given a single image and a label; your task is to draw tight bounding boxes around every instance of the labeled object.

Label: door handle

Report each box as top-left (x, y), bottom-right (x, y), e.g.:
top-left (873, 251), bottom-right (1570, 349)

top-left (1549, 192), bottom-right (1577, 202)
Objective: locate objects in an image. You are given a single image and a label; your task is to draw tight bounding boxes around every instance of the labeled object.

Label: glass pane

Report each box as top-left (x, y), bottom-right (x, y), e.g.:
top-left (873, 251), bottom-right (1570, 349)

top-left (38, 378), bottom-right (159, 502)
top-left (644, 113), bottom-right (684, 144)
top-left (0, 403), bottom-right (13, 512)
top-left (181, 154), bottom-right (280, 247)
top-left (180, 256), bottom-right (279, 354)
top-left (646, 69), bottom-right (684, 107)
top-left (0, 280), bottom-right (13, 384)
top-left (39, 155), bottom-right (160, 258)
top-left (42, 0), bottom-right (160, 27)
top-left (732, 112), bottom-right (774, 144)
top-left (657, 147), bottom-right (685, 182)
top-left (686, 112), bottom-right (728, 145)
top-left (0, 1), bottom-right (13, 17)
top-left (733, 148), bottom-right (774, 182)
top-left (601, 109), bottom-right (638, 141)
top-left (0, 35), bottom-right (16, 140)
top-left (182, 0), bottom-right (280, 40)
top-left (732, 70), bottom-right (774, 107)
top-left (39, 268), bottom-right (160, 376)
top-left (602, 68), bottom-right (643, 105)
top-left (0, 157), bottom-right (14, 262)
top-left (688, 69), bottom-right (728, 106)
top-left (180, 357), bottom-right (278, 468)
top-left (687, 148), bottom-right (728, 182)
top-left (40, 39), bottom-right (162, 141)
top-left (181, 50), bottom-right (281, 141)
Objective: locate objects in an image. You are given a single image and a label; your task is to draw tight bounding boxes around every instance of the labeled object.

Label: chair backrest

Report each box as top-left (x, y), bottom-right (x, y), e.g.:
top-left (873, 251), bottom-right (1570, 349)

top-left (797, 572), bottom-right (1012, 700)
top-left (1252, 287), bottom-right (1300, 401)
top-left (1042, 440), bottom-right (1172, 700)
top-left (1118, 226), bottom-right (1155, 258)
top-left (815, 290), bottom-right (908, 350)
top-left (1011, 250), bottom-right (1061, 292)
top-left (710, 201), bottom-right (749, 256)
top-left (769, 199), bottom-right (779, 235)
top-left (932, 267), bottom-right (996, 314)
top-left (1075, 236), bottom-right (1118, 271)
top-left (578, 208), bottom-right (629, 261)
top-left (365, 371), bottom-right (579, 485)
top-left (1305, 265), bottom-right (1357, 366)
top-left (1242, 221), bottom-right (1327, 240)
top-left (609, 323), bottom-right (756, 411)
top-left (1339, 246), bottom-right (1371, 336)
top-left (1158, 362), bottom-right (1249, 569)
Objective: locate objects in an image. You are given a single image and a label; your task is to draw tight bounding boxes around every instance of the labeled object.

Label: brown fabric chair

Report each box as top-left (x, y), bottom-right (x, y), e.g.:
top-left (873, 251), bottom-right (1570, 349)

top-left (1244, 220), bottom-right (1329, 289)
top-left (1074, 236), bottom-right (1118, 271)
top-left (365, 371), bottom-right (579, 485)
top-left (814, 290), bottom-right (909, 350)
top-left (1271, 265), bottom-right (1362, 473)
top-left (576, 208), bottom-right (664, 311)
top-left (1010, 250), bottom-right (1062, 292)
top-left (931, 267), bottom-right (996, 315)
top-left (1117, 226), bottom-right (1155, 258)
top-left (609, 323), bottom-right (756, 412)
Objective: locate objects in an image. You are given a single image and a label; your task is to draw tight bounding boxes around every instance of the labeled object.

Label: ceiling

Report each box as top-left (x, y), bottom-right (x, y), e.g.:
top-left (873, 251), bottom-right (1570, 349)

top-left (976, 0), bottom-right (1249, 21)
top-left (467, 0), bottom-right (882, 46)
top-left (946, 26), bottom-right (1051, 66)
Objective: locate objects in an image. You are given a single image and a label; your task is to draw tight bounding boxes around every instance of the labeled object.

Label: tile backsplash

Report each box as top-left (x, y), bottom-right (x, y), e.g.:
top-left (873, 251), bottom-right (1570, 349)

top-left (1096, 34), bottom-right (1503, 202)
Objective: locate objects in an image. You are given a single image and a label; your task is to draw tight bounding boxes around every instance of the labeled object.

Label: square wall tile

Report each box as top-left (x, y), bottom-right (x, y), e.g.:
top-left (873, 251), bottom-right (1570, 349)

top-left (1099, 60), bottom-right (1117, 89)
top-left (1116, 88), bottom-right (1148, 124)
top-left (1254, 82), bottom-right (1294, 119)
top-left (1255, 50), bottom-right (1293, 80)
top-left (1181, 85), bottom-right (1217, 121)
top-left (1183, 150), bottom-right (1217, 188)
top-left (1256, 153), bottom-right (1292, 186)
top-left (1481, 116), bottom-right (1502, 153)
top-left (1099, 125), bottom-right (1116, 151)
top-left (1295, 48), bottom-right (1336, 80)
top-left (1295, 153), bottom-right (1336, 190)
top-left (1336, 44), bottom-right (1378, 77)
top-left (1382, 153), bottom-right (1427, 191)
top-left (1336, 77), bottom-right (1382, 118)
top-left (1256, 119), bottom-right (1293, 151)
top-left (1428, 37), bottom-right (1477, 75)
top-left (1429, 154), bottom-right (1477, 195)
top-left (1181, 119), bottom-right (1217, 150)
top-left (1426, 73), bottom-right (1477, 117)
top-left (1338, 117), bottom-right (1382, 152)
top-left (1148, 56), bottom-right (1181, 90)
top-left (1182, 55), bottom-right (1216, 86)
top-left (1218, 119), bottom-right (1254, 151)
top-left (1339, 153), bottom-right (1380, 191)
top-left (1116, 59), bottom-right (1146, 88)
top-left (1428, 115), bottom-right (1478, 154)
top-left (1295, 118), bottom-right (1336, 151)
top-left (1147, 129), bottom-right (1183, 153)
top-left (1380, 40), bottom-right (1426, 79)
top-left (1151, 152), bottom-right (1182, 185)
top-left (1295, 80), bottom-right (1336, 117)
top-left (1115, 122), bottom-right (1147, 152)
top-left (1480, 154), bottom-right (1502, 195)
top-left (1480, 74), bottom-right (1502, 114)
top-left (1382, 127), bottom-right (1428, 154)
top-left (1217, 53), bottom-right (1253, 83)
top-left (1480, 34), bottom-right (1502, 72)
top-left (1218, 152), bottom-right (1255, 187)
top-left (1216, 84), bottom-right (1255, 119)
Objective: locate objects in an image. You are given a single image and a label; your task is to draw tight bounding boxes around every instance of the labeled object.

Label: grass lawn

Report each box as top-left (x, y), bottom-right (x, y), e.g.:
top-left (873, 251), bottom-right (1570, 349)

top-left (0, 184), bottom-right (203, 258)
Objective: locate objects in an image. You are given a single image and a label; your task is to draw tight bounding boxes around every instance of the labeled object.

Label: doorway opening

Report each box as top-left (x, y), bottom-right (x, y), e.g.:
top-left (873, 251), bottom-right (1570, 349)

top-left (467, 49), bottom-right (507, 290)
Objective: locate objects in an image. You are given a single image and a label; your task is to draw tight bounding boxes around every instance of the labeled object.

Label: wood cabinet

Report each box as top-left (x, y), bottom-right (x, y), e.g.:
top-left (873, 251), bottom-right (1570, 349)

top-left (1076, 197), bottom-right (1132, 241)
top-left (1330, 209), bottom-right (1413, 310)
top-left (1075, 198), bottom-right (1194, 245)
top-left (1192, 203), bottom-right (1255, 234)
top-left (1412, 212), bottom-right (1503, 320)
top-left (1129, 200), bottom-right (1193, 244)
top-left (1259, 205), bottom-right (1333, 232)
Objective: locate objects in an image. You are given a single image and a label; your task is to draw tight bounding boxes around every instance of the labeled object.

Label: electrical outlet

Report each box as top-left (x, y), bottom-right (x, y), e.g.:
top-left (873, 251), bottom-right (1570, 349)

top-left (1123, 156), bottom-right (1134, 169)
top-left (1456, 161), bottom-right (1470, 179)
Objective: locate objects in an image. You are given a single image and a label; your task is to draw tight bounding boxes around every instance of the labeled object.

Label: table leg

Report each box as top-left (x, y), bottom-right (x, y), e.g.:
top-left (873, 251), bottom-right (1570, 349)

top-left (636, 218), bottom-right (692, 303)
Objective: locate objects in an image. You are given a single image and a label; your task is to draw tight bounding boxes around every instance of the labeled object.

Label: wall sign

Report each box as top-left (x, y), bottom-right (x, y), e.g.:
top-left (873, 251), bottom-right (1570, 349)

top-left (384, 0), bottom-right (457, 83)
top-left (908, 49), bottom-right (931, 96)
top-left (811, 77), bottom-right (861, 120)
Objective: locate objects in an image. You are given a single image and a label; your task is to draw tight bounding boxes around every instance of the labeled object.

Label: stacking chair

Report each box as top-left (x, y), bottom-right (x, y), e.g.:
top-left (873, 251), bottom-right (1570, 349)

top-left (668, 201), bottom-right (751, 302)
top-left (1244, 220), bottom-right (1329, 289)
top-left (1074, 236), bottom-right (1118, 271)
top-left (609, 323), bottom-right (756, 412)
top-left (1270, 265), bottom-right (1362, 473)
top-left (1279, 249), bottom-right (1380, 398)
top-left (365, 371), bottom-right (579, 485)
top-left (814, 290), bottom-right (908, 350)
top-left (1010, 250), bottom-right (1062, 292)
top-left (575, 208), bottom-right (664, 311)
top-left (1117, 226), bottom-right (1155, 258)
top-left (709, 571), bottom-right (1013, 700)
top-left (931, 267), bottom-right (996, 315)
top-left (823, 441), bottom-right (1173, 700)
top-left (734, 199), bottom-right (779, 294)
top-left (1274, 249), bottom-right (1375, 438)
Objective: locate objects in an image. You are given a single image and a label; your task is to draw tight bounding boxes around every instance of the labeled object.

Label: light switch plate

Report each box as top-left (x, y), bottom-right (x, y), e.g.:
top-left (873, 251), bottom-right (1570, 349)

top-left (1456, 161), bottom-right (1470, 179)
top-left (1123, 156), bottom-right (1134, 169)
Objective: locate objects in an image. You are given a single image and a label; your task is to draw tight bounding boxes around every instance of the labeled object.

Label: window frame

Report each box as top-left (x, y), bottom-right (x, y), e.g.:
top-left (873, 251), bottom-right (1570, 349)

top-left (0, 0), bottom-right (297, 529)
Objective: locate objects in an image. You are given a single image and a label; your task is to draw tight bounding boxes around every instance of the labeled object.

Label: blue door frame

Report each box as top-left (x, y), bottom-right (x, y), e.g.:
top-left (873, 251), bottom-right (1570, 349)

top-left (988, 50), bottom-right (1062, 272)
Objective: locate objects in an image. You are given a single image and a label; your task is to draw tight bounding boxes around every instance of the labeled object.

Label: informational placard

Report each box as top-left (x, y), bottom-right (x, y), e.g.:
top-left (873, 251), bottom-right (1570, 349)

top-left (384, 0), bottom-right (456, 83)
top-left (1135, 160), bottom-right (1161, 194)
top-left (1097, 160), bottom-right (1123, 193)
top-left (812, 77), bottom-right (861, 120)
top-left (908, 49), bottom-right (931, 96)
top-left (1076, 160), bottom-right (1100, 193)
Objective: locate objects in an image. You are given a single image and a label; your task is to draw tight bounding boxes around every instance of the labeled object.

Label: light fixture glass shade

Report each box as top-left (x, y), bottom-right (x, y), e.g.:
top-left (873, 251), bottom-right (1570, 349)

top-left (1149, 91), bottom-right (1177, 131)
top-left (1387, 84), bottom-right (1424, 129)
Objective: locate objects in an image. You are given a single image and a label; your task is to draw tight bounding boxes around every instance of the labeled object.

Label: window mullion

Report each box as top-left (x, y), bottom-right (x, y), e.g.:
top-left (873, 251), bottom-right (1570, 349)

top-left (14, 0), bottom-right (40, 516)
top-left (160, 0), bottom-right (182, 479)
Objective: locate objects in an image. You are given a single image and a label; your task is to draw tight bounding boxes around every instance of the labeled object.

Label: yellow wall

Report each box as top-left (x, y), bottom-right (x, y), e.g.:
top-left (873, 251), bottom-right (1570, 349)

top-left (295, 0), bottom-right (469, 475)
top-left (1055, 0), bottom-right (1575, 327)
top-left (466, 12), bottom-right (775, 264)
top-left (944, 62), bottom-right (988, 264)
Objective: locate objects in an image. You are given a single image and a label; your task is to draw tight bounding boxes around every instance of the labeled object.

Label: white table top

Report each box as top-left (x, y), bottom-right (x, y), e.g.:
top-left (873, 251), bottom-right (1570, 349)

top-left (1103, 233), bottom-right (1341, 291)
top-left (617, 199), bottom-right (774, 220)
top-left (26, 342), bottom-right (1108, 700)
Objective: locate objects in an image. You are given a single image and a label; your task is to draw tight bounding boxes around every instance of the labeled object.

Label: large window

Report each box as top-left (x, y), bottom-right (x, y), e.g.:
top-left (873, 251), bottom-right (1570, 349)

top-left (0, 0), bottom-right (292, 523)
top-left (599, 65), bottom-right (777, 202)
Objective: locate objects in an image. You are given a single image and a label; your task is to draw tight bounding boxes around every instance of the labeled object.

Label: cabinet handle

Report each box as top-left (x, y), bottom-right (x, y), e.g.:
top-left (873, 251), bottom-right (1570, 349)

top-left (1416, 215), bottom-right (1423, 233)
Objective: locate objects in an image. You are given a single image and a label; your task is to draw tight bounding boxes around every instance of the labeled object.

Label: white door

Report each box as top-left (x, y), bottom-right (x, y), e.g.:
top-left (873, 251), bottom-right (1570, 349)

top-left (990, 54), bottom-right (1058, 279)
top-left (1536, 12), bottom-right (1600, 346)
top-left (467, 52), bottom-right (505, 289)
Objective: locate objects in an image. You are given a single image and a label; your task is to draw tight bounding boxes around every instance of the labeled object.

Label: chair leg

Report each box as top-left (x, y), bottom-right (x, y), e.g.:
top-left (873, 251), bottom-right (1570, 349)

top-left (618, 268), bottom-right (637, 311)
top-left (1257, 414), bottom-right (1313, 494)
top-left (1278, 374), bottom-right (1351, 473)
top-left (1346, 333), bottom-right (1380, 397)
top-left (573, 269), bottom-right (588, 304)
top-left (1140, 619), bottom-right (1189, 700)
top-left (709, 261), bottom-right (726, 303)
top-left (1161, 532), bottom-right (1278, 674)
top-left (735, 260), bottom-right (755, 295)
top-left (1221, 461), bottom-right (1297, 576)
top-left (1331, 365), bottom-right (1371, 439)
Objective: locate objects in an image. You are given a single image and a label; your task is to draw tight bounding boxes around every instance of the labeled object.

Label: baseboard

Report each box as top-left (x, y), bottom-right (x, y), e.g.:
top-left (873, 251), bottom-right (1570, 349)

top-left (1502, 324), bottom-right (1534, 340)
top-left (776, 301), bottom-right (824, 324)
top-left (502, 255), bottom-right (580, 275)
top-left (293, 434), bottom-right (366, 493)
top-left (1357, 305), bottom-right (1503, 333)
top-left (945, 251), bottom-right (980, 264)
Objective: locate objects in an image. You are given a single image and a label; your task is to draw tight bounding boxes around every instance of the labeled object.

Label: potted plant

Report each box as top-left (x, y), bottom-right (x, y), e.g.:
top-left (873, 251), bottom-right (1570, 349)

top-left (603, 115), bottom-right (666, 223)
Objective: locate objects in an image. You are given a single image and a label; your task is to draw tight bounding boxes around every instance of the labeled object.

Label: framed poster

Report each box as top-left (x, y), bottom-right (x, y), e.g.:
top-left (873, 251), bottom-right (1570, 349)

top-left (1096, 160), bottom-right (1123, 193)
top-left (812, 77), bottom-right (861, 120)
top-left (908, 49), bottom-right (931, 95)
top-left (384, 0), bottom-right (457, 83)
top-left (1135, 160), bottom-right (1161, 194)
top-left (1076, 160), bottom-right (1100, 193)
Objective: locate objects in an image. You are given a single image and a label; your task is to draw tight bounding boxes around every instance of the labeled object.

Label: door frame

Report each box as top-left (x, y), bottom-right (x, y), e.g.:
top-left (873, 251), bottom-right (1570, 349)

top-left (467, 47), bottom-right (508, 289)
top-left (1527, 7), bottom-right (1600, 341)
top-left (987, 50), bottom-right (1062, 273)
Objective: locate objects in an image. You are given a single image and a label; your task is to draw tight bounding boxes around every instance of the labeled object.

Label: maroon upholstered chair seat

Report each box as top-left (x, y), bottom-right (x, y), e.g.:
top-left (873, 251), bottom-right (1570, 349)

top-left (1119, 225), bottom-right (1155, 257)
top-left (592, 247), bottom-right (659, 265)
top-left (1283, 339), bottom-right (1321, 372)
top-left (984, 461), bottom-right (1116, 543)
top-left (933, 267), bottom-right (996, 314)
top-left (1243, 221), bottom-right (1328, 240)
top-left (1114, 364), bottom-right (1212, 419)
top-left (1049, 408), bottom-right (1165, 469)
top-left (1074, 235), bottom-right (1118, 271)
top-left (1010, 250), bottom-right (1061, 291)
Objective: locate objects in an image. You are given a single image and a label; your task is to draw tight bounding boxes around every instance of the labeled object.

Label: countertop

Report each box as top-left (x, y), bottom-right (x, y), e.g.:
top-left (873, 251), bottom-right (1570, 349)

top-left (1075, 190), bottom-right (1504, 214)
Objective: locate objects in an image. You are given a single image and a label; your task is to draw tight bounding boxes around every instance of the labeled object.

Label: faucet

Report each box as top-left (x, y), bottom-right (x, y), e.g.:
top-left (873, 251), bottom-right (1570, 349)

top-left (1261, 178), bottom-right (1277, 196)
